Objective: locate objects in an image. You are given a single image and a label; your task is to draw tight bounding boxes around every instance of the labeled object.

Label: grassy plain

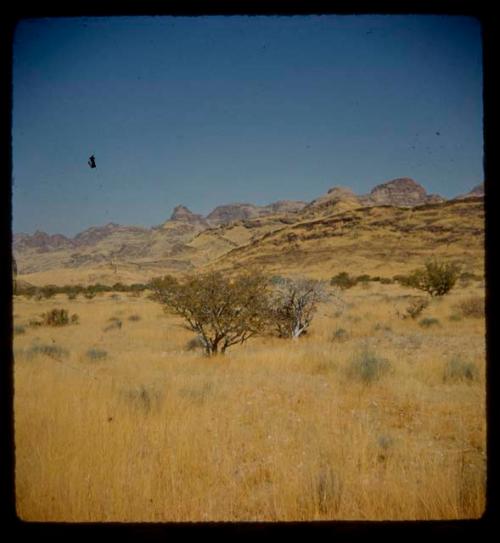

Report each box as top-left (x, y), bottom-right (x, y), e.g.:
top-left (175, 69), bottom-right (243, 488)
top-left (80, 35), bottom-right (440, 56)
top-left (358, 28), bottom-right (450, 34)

top-left (13, 281), bottom-right (486, 521)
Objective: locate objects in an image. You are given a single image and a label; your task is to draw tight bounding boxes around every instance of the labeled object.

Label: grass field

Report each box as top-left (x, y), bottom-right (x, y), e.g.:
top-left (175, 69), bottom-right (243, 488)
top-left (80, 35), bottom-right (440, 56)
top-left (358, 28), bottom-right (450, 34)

top-left (13, 281), bottom-right (486, 521)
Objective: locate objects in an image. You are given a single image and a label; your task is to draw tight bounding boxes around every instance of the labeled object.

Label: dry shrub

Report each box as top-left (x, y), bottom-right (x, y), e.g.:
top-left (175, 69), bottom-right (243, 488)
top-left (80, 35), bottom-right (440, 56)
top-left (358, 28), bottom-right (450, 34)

top-left (455, 296), bottom-right (485, 319)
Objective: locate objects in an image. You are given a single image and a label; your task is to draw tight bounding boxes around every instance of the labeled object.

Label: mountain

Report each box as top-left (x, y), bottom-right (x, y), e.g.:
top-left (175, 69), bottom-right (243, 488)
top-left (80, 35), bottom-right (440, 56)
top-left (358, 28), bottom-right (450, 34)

top-left (453, 183), bottom-right (484, 200)
top-left (13, 179), bottom-right (484, 284)
top-left (362, 178), bottom-right (445, 207)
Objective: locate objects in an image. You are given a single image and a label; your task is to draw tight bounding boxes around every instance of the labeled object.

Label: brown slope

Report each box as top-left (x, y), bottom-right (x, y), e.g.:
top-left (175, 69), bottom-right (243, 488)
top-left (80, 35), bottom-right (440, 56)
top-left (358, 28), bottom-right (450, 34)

top-left (205, 198), bottom-right (484, 279)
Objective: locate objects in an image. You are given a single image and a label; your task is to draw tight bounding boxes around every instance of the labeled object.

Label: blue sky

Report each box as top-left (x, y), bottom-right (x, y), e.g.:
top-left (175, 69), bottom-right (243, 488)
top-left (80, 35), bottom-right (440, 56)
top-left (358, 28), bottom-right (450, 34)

top-left (12, 15), bottom-right (483, 236)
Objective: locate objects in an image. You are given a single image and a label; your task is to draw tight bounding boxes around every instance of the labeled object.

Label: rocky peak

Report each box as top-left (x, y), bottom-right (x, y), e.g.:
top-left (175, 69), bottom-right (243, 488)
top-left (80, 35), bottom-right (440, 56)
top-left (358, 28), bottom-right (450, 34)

top-left (170, 205), bottom-right (196, 221)
top-left (206, 203), bottom-right (262, 225)
top-left (454, 183), bottom-right (484, 200)
top-left (368, 178), bottom-right (436, 207)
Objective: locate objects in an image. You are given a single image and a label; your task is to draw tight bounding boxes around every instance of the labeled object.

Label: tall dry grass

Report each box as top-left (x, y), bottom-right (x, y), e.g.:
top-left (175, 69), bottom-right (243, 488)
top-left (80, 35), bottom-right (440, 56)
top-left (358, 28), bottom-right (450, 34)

top-left (13, 283), bottom-right (486, 521)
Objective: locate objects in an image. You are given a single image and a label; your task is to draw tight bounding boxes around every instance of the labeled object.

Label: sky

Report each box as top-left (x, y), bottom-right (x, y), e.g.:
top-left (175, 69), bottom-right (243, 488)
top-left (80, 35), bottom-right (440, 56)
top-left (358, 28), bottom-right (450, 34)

top-left (12, 15), bottom-right (483, 236)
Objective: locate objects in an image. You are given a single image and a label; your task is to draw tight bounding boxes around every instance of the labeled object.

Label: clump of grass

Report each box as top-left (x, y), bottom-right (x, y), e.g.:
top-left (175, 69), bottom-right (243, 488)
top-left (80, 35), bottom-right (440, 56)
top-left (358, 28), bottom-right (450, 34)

top-left (312, 358), bottom-right (337, 375)
top-left (28, 318), bottom-right (43, 327)
top-left (66, 292), bottom-right (78, 300)
top-left (314, 464), bottom-right (342, 514)
top-left (419, 317), bottom-right (440, 328)
top-left (404, 297), bottom-right (429, 320)
top-left (455, 296), bottom-right (485, 319)
top-left (443, 357), bottom-right (479, 383)
top-left (14, 324), bottom-right (26, 335)
top-left (86, 348), bottom-right (108, 361)
top-left (331, 327), bottom-right (349, 343)
top-left (179, 382), bottom-right (214, 405)
top-left (26, 343), bottom-right (69, 360)
top-left (376, 435), bottom-right (395, 461)
top-left (185, 336), bottom-right (205, 351)
top-left (448, 314), bottom-right (462, 322)
top-left (346, 349), bottom-right (392, 384)
top-left (121, 385), bottom-right (163, 413)
top-left (71, 314), bottom-right (80, 324)
top-left (128, 314), bottom-right (141, 322)
top-left (103, 317), bottom-right (122, 332)
top-left (373, 323), bottom-right (392, 332)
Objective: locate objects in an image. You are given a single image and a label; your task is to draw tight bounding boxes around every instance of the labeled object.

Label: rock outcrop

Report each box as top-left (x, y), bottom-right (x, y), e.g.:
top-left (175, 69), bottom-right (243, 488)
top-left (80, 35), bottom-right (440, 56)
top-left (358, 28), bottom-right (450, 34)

top-left (364, 178), bottom-right (443, 207)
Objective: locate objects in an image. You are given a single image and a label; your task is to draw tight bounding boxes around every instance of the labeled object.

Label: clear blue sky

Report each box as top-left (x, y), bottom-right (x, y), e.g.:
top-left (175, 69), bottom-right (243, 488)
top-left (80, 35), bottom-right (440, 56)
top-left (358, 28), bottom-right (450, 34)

top-left (12, 15), bottom-right (483, 236)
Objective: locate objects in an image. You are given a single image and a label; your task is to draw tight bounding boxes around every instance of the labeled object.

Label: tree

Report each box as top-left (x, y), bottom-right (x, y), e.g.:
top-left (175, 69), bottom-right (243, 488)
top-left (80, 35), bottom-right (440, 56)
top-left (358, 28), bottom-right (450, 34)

top-left (404, 259), bottom-right (460, 297)
top-left (149, 271), bottom-right (270, 356)
top-left (269, 277), bottom-right (329, 339)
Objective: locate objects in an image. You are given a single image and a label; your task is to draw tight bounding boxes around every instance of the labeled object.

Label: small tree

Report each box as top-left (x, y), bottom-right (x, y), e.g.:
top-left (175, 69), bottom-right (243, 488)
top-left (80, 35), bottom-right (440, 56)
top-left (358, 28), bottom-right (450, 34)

top-left (405, 259), bottom-right (460, 297)
top-left (150, 271), bottom-right (270, 356)
top-left (269, 277), bottom-right (329, 339)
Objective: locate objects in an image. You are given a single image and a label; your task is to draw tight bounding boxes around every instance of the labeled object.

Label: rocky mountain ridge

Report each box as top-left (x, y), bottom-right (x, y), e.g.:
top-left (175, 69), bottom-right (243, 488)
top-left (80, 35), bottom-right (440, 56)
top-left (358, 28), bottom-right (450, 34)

top-left (13, 178), bottom-right (483, 279)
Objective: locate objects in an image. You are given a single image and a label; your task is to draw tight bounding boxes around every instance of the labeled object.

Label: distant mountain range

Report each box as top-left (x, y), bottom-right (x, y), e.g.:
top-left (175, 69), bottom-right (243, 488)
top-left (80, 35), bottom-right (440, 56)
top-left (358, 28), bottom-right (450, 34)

top-left (13, 178), bottom-right (484, 282)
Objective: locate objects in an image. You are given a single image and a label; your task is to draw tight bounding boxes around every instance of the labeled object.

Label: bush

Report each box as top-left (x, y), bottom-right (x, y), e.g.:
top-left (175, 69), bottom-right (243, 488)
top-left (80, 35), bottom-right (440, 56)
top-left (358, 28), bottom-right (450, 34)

top-left (14, 324), bottom-right (26, 335)
top-left (185, 336), bottom-right (205, 351)
top-left (419, 317), bottom-right (440, 328)
top-left (150, 271), bottom-right (270, 356)
top-left (331, 327), bottom-right (349, 342)
top-left (356, 274), bottom-right (371, 283)
top-left (330, 272), bottom-right (357, 289)
top-left (128, 314), bottom-right (141, 322)
top-left (455, 296), bottom-right (485, 319)
top-left (380, 277), bottom-right (393, 285)
top-left (86, 348), bottom-right (108, 361)
top-left (43, 308), bottom-right (70, 326)
top-left (403, 260), bottom-right (460, 297)
top-left (269, 277), bottom-right (328, 338)
top-left (103, 318), bottom-right (122, 331)
top-left (443, 357), bottom-right (479, 383)
top-left (70, 314), bottom-right (80, 324)
top-left (346, 349), bottom-right (392, 384)
top-left (26, 343), bottom-right (69, 360)
top-left (404, 297), bottom-right (429, 319)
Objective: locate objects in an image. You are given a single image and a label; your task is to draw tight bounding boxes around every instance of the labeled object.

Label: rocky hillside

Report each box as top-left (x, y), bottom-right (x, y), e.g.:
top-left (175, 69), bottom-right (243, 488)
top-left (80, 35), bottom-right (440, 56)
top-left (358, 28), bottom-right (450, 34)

top-left (13, 178), bottom-right (484, 284)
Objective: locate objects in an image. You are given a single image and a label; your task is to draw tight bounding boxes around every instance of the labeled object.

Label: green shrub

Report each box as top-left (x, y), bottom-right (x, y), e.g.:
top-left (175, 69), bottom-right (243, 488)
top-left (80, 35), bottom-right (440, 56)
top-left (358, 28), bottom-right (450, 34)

top-left (404, 260), bottom-right (460, 297)
top-left (455, 296), bottom-right (485, 319)
top-left (380, 277), bottom-right (393, 285)
top-left (330, 272), bottom-right (357, 289)
top-left (14, 324), bottom-right (26, 335)
top-left (443, 357), bottom-right (479, 383)
top-left (448, 314), bottom-right (462, 322)
top-left (346, 349), bottom-right (392, 384)
top-left (419, 317), bottom-right (440, 328)
top-left (356, 274), bottom-right (371, 283)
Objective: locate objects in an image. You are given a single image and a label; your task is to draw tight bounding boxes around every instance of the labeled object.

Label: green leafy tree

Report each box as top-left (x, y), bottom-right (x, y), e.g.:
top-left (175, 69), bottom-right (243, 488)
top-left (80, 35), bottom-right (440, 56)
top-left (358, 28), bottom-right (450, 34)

top-left (150, 271), bottom-right (270, 356)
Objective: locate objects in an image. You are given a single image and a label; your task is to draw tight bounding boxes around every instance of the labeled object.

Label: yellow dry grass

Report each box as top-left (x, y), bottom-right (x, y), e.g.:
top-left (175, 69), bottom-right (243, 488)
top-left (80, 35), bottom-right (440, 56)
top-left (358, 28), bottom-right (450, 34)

top-left (13, 282), bottom-right (486, 521)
